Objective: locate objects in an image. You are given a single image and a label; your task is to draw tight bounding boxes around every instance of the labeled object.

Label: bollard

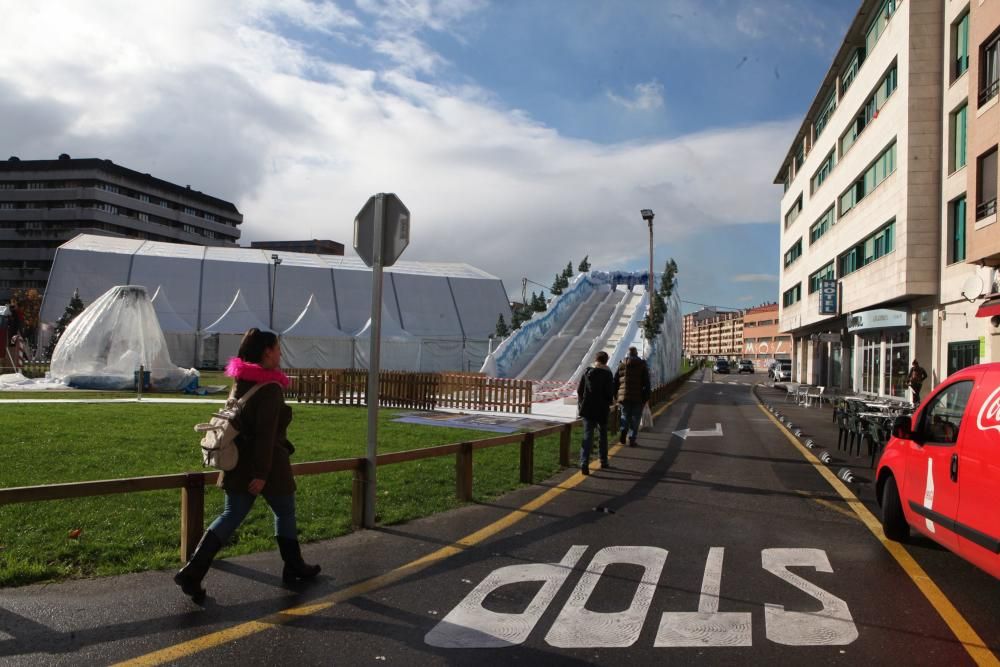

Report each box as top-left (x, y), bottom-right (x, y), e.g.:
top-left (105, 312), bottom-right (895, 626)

top-left (520, 432), bottom-right (534, 484)
top-left (559, 424), bottom-right (571, 467)
top-left (456, 443), bottom-right (473, 501)
top-left (180, 473), bottom-right (205, 563)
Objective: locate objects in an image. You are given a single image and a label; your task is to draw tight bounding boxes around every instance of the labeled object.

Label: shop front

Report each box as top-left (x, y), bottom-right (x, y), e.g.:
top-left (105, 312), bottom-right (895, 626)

top-left (848, 308), bottom-right (910, 398)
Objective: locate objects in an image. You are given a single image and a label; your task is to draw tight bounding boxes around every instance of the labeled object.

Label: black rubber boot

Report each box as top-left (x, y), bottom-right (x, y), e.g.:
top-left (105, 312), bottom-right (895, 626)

top-left (276, 536), bottom-right (321, 584)
top-left (174, 530), bottom-right (222, 603)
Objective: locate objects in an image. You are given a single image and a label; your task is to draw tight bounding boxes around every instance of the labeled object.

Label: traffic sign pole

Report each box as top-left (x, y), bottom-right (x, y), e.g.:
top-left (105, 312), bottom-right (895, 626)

top-left (363, 195), bottom-right (385, 529)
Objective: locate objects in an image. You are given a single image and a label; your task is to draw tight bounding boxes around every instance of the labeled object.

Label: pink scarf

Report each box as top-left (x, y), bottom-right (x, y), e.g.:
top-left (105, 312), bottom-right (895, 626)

top-left (225, 357), bottom-right (290, 388)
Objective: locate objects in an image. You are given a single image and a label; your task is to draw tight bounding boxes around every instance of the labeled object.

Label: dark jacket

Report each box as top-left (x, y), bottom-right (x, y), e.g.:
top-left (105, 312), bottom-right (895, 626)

top-left (614, 355), bottom-right (651, 404)
top-left (221, 380), bottom-right (296, 495)
top-left (577, 364), bottom-right (614, 421)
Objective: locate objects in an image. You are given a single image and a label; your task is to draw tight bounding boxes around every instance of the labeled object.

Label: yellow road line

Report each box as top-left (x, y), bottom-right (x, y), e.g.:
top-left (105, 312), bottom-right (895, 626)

top-left (118, 391), bottom-right (692, 665)
top-left (757, 403), bottom-right (999, 667)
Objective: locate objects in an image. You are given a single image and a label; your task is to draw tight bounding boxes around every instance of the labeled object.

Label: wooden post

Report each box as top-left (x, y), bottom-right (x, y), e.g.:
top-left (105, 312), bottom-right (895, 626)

top-left (352, 467), bottom-right (366, 529)
top-left (180, 473), bottom-right (205, 562)
top-left (456, 443), bottom-right (473, 501)
top-left (520, 432), bottom-right (534, 484)
top-left (559, 424), bottom-right (571, 467)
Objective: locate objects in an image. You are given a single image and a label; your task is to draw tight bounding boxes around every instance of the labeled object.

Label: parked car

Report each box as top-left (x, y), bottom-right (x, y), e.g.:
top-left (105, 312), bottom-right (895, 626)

top-left (713, 359), bottom-right (730, 374)
top-left (769, 360), bottom-right (792, 382)
top-left (876, 362), bottom-right (1000, 579)
top-left (738, 360), bottom-right (754, 374)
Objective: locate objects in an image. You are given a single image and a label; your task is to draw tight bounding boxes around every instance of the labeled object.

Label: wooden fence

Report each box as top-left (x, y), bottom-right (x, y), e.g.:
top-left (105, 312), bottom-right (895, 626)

top-left (286, 368), bottom-right (533, 414)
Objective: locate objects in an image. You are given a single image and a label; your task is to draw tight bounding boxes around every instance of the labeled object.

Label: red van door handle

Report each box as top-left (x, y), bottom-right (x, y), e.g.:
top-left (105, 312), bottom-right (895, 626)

top-left (950, 454), bottom-right (958, 483)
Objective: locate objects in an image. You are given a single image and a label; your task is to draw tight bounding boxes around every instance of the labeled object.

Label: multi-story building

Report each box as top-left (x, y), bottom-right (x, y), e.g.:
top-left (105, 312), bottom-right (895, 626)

top-left (250, 240), bottom-right (344, 256)
top-left (683, 308), bottom-right (743, 361)
top-left (775, 0), bottom-right (945, 397)
top-left (742, 303), bottom-right (793, 369)
top-left (0, 155), bottom-right (242, 302)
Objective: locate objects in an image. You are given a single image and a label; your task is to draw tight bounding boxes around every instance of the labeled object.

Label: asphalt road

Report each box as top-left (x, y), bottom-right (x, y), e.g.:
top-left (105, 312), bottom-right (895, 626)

top-left (2, 370), bottom-right (999, 666)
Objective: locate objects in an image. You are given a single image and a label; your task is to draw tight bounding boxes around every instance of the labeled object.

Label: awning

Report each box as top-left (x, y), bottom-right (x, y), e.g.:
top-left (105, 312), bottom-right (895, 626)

top-left (976, 297), bottom-right (1000, 318)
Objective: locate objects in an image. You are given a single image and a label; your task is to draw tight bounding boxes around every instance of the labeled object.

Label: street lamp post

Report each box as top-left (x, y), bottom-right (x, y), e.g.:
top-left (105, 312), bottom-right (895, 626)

top-left (640, 209), bottom-right (655, 355)
top-left (269, 253), bottom-right (282, 330)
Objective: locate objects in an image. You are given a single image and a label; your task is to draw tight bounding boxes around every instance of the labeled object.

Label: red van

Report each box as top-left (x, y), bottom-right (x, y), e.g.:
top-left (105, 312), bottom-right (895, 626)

top-left (876, 362), bottom-right (1000, 579)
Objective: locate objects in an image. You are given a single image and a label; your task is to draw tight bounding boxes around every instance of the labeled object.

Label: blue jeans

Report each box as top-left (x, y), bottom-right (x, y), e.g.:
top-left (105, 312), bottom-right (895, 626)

top-left (619, 401), bottom-right (643, 444)
top-left (207, 491), bottom-right (297, 543)
top-left (580, 417), bottom-right (609, 465)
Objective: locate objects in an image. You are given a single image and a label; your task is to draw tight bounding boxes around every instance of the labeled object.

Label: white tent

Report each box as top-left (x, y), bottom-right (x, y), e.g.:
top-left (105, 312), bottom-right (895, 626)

top-left (150, 286), bottom-right (197, 367)
top-left (354, 305), bottom-right (421, 372)
top-left (280, 294), bottom-right (353, 369)
top-left (201, 289), bottom-right (268, 368)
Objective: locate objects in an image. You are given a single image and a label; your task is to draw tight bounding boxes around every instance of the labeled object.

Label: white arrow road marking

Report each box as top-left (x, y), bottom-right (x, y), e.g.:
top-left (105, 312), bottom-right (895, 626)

top-left (673, 423), bottom-right (724, 440)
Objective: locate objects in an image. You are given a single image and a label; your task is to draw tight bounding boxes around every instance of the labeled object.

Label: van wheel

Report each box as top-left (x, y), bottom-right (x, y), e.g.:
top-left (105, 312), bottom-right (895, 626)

top-left (881, 476), bottom-right (909, 542)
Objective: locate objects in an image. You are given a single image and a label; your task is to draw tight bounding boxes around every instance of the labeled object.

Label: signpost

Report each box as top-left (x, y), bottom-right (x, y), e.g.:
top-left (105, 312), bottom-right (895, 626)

top-left (354, 193), bottom-right (410, 529)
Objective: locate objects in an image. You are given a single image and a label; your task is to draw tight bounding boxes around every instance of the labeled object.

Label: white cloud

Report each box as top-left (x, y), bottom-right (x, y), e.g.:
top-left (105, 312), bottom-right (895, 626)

top-left (733, 274), bottom-right (778, 283)
top-left (607, 81), bottom-right (665, 112)
top-left (0, 0), bottom-right (790, 296)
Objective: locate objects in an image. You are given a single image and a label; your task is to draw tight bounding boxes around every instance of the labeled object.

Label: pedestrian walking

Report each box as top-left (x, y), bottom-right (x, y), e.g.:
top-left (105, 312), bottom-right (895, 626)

top-left (614, 346), bottom-right (651, 447)
top-left (908, 359), bottom-right (928, 404)
top-left (577, 350), bottom-right (615, 475)
top-left (175, 328), bottom-right (319, 603)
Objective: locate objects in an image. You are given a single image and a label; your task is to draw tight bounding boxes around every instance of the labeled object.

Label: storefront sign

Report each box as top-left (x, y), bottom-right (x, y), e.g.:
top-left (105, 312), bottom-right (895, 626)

top-left (847, 308), bottom-right (908, 332)
top-left (819, 280), bottom-right (837, 315)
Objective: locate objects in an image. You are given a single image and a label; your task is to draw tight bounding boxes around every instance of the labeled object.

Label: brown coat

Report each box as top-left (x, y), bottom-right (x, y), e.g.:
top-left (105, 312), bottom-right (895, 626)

top-left (220, 380), bottom-right (296, 496)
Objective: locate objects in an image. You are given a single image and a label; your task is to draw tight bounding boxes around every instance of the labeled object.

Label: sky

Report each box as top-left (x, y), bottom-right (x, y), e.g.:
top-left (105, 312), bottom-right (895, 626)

top-left (0, 0), bottom-right (859, 313)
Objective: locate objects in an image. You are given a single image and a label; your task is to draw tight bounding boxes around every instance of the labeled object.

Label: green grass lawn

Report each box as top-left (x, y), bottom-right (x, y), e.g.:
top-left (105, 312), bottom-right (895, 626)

top-left (0, 401), bottom-right (568, 587)
top-left (0, 370), bottom-right (234, 401)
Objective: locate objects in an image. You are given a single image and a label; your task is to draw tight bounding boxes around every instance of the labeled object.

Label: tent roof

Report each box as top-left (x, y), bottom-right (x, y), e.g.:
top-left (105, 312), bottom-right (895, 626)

top-left (203, 289), bottom-right (268, 333)
top-left (60, 234), bottom-right (500, 280)
top-left (150, 286), bottom-right (194, 332)
top-left (281, 294), bottom-right (347, 337)
top-left (355, 304), bottom-right (417, 340)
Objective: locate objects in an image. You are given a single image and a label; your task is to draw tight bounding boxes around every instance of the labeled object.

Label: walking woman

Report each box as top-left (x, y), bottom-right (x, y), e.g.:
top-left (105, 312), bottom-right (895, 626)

top-left (175, 328), bottom-right (320, 602)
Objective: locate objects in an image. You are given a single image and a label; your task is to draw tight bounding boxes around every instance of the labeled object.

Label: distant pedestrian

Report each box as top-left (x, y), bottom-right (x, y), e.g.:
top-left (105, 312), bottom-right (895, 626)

top-left (175, 328), bottom-right (319, 603)
top-left (577, 350), bottom-right (615, 475)
top-left (908, 359), bottom-right (928, 404)
top-left (614, 346), bottom-right (651, 447)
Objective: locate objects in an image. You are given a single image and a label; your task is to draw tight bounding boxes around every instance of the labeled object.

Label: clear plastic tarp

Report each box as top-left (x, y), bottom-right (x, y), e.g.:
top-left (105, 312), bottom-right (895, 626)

top-left (48, 285), bottom-right (198, 390)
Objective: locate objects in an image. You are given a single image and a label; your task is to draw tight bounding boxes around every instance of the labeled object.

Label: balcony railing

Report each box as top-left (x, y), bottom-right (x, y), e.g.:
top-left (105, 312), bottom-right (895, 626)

top-left (977, 198), bottom-right (997, 221)
top-left (980, 79), bottom-right (999, 107)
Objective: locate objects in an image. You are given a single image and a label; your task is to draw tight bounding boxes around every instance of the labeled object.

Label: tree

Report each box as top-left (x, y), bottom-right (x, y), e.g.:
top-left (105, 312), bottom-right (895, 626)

top-left (562, 261), bottom-right (574, 279)
top-left (495, 314), bottom-right (510, 338)
top-left (45, 289), bottom-right (85, 358)
top-left (659, 258), bottom-right (678, 297)
top-left (531, 292), bottom-right (547, 312)
top-left (10, 287), bottom-right (43, 348)
top-left (643, 290), bottom-right (667, 341)
top-left (550, 273), bottom-right (564, 296)
top-left (511, 303), bottom-right (532, 329)
top-left (578, 255), bottom-right (591, 272)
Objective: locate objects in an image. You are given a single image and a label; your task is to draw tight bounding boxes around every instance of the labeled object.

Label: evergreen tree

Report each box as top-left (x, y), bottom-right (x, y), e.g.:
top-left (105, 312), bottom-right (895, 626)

top-left (45, 289), bottom-right (85, 358)
top-left (562, 261), bottom-right (574, 279)
top-left (495, 314), bottom-right (510, 338)
top-left (578, 255), bottom-right (591, 272)
top-left (511, 304), bottom-right (531, 329)
top-left (659, 258), bottom-right (678, 297)
top-left (531, 292), bottom-right (547, 312)
top-left (550, 273), bottom-right (564, 296)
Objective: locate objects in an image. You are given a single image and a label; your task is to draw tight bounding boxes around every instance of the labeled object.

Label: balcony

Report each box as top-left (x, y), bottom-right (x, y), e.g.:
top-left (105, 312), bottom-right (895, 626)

top-left (979, 79), bottom-right (999, 107)
top-left (978, 198), bottom-right (997, 221)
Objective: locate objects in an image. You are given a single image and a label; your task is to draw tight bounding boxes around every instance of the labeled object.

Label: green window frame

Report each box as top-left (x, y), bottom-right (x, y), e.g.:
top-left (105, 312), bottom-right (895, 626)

top-left (839, 140), bottom-right (897, 217)
top-left (783, 238), bottom-right (803, 268)
top-left (808, 262), bottom-right (835, 294)
top-left (794, 142), bottom-right (805, 171)
top-left (784, 194), bottom-right (803, 228)
top-left (947, 340), bottom-right (979, 376)
top-left (814, 93), bottom-right (837, 139)
top-left (951, 195), bottom-right (967, 263)
top-left (953, 104), bottom-right (967, 171)
top-left (809, 206), bottom-right (835, 244)
top-left (865, 0), bottom-right (897, 56)
top-left (811, 151), bottom-right (835, 193)
top-left (840, 64), bottom-right (897, 157)
top-left (839, 220), bottom-right (895, 277)
top-left (955, 13), bottom-right (970, 79)
top-left (841, 48), bottom-right (865, 95)
top-left (782, 283), bottom-right (802, 307)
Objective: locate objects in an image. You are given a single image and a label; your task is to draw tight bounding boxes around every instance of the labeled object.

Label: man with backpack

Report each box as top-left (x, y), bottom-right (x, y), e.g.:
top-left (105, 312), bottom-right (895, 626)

top-left (577, 350), bottom-right (615, 475)
top-left (614, 346), bottom-right (651, 447)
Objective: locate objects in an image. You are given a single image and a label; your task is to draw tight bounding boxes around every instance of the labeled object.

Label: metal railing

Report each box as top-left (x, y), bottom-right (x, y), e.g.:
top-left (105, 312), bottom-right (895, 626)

top-left (977, 198), bottom-right (997, 221)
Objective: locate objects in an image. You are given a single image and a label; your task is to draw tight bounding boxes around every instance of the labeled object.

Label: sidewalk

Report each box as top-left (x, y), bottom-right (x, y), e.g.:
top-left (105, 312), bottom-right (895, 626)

top-left (754, 383), bottom-right (882, 483)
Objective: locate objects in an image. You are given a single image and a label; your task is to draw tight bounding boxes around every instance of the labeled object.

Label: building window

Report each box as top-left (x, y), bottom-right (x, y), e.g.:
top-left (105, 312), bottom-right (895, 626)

top-left (809, 206), bottom-right (835, 244)
top-left (947, 340), bottom-right (979, 376)
top-left (814, 92), bottom-right (837, 139)
top-left (794, 142), bottom-right (804, 171)
top-left (977, 147), bottom-right (998, 220)
top-left (839, 219), bottom-right (895, 277)
top-left (950, 195), bottom-right (967, 263)
top-left (841, 48), bottom-right (865, 95)
top-left (954, 13), bottom-right (970, 80)
top-left (841, 64), bottom-right (897, 157)
top-left (782, 283), bottom-right (802, 307)
top-left (808, 262), bottom-right (835, 294)
top-left (951, 103), bottom-right (967, 172)
top-left (138, 212), bottom-right (149, 222)
top-left (183, 206), bottom-right (197, 216)
top-left (865, 0), bottom-right (897, 57)
top-left (27, 182), bottom-right (46, 190)
top-left (839, 140), bottom-right (897, 216)
top-left (784, 194), bottom-right (803, 228)
top-left (138, 193), bottom-right (150, 203)
top-left (981, 29), bottom-right (999, 107)
top-left (783, 238), bottom-right (803, 268)
top-left (811, 150), bottom-right (835, 194)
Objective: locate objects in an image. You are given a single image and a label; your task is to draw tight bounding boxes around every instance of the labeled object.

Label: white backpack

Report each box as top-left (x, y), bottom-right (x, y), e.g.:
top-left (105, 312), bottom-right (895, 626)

top-left (195, 382), bottom-right (275, 471)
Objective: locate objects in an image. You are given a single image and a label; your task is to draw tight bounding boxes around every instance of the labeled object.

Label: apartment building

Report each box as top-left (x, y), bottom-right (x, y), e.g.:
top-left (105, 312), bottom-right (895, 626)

top-left (742, 303), bottom-right (793, 369)
top-left (683, 308), bottom-right (743, 361)
top-left (0, 155), bottom-right (242, 302)
top-left (775, 0), bottom-right (944, 397)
